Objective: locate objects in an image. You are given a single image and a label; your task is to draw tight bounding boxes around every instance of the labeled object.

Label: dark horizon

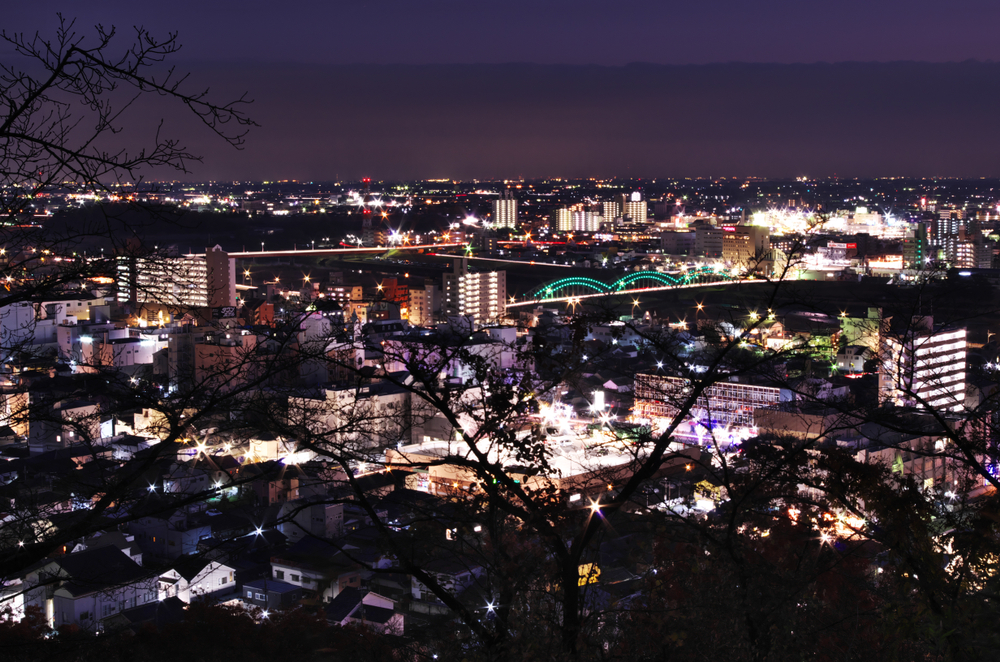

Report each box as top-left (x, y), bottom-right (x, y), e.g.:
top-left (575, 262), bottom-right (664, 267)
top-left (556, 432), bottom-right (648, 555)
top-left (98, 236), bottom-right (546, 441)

top-left (113, 60), bottom-right (1000, 183)
top-left (10, 6), bottom-right (1000, 183)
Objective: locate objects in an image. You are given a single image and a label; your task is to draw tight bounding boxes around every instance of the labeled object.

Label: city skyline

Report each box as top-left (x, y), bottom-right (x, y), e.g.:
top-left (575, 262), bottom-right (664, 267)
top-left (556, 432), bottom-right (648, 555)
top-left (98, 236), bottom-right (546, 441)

top-left (4, 7), bottom-right (1000, 658)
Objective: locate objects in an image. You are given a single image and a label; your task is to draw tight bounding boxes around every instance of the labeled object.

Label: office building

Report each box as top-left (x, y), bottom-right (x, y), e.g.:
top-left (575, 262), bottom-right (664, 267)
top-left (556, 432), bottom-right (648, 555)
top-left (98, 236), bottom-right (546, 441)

top-left (902, 225), bottom-right (929, 270)
top-left (722, 226), bottom-right (770, 270)
top-left (408, 281), bottom-right (440, 327)
top-left (661, 230), bottom-right (695, 255)
top-left (694, 225), bottom-right (725, 258)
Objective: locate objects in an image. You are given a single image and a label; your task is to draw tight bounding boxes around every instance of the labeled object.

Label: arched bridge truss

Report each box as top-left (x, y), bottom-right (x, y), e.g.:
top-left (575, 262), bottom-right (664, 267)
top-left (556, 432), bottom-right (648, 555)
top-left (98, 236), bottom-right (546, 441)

top-left (530, 266), bottom-right (734, 299)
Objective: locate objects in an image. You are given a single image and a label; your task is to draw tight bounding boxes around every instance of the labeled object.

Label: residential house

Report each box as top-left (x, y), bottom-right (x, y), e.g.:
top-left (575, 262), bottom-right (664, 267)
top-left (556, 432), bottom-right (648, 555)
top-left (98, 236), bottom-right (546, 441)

top-left (159, 556), bottom-right (237, 602)
top-left (241, 578), bottom-right (306, 612)
top-left (270, 537), bottom-right (364, 601)
top-left (129, 507), bottom-right (212, 560)
top-left (23, 546), bottom-right (157, 631)
top-left (325, 586), bottom-right (404, 635)
top-left (411, 554), bottom-right (484, 603)
top-left (277, 497), bottom-right (344, 544)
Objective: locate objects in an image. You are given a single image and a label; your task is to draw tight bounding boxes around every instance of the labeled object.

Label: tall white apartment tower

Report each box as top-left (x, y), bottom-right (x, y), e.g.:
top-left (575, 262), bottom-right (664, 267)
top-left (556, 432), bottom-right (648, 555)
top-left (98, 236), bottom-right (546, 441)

top-left (602, 201), bottom-right (621, 224)
top-left (879, 316), bottom-right (966, 412)
top-left (492, 190), bottom-right (518, 229)
top-left (443, 259), bottom-right (507, 327)
top-left (623, 191), bottom-right (648, 224)
top-left (117, 245), bottom-right (236, 310)
top-left (459, 270), bottom-right (507, 327)
top-left (554, 208), bottom-right (573, 233)
top-left (933, 209), bottom-right (967, 264)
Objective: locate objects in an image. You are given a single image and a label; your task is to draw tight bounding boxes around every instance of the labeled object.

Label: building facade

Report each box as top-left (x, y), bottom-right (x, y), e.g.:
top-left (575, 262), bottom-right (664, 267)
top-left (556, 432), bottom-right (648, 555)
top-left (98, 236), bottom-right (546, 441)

top-left (879, 317), bottom-right (966, 413)
top-left (442, 259), bottom-right (506, 326)
top-left (722, 225), bottom-right (770, 270)
top-left (554, 208), bottom-right (572, 233)
top-left (408, 281), bottom-right (440, 327)
top-left (117, 245), bottom-right (236, 310)
top-left (492, 189), bottom-right (518, 229)
top-left (634, 373), bottom-right (787, 429)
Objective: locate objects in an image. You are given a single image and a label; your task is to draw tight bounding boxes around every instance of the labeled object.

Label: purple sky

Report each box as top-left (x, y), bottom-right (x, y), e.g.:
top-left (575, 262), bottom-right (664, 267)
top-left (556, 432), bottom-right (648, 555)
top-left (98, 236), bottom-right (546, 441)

top-left (9, 1), bottom-right (1000, 65)
top-left (6, 2), bottom-right (1000, 180)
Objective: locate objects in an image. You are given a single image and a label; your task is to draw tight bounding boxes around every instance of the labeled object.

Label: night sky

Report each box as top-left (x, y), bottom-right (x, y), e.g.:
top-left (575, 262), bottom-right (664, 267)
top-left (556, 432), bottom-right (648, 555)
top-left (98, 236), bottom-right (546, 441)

top-left (6, 1), bottom-right (1000, 180)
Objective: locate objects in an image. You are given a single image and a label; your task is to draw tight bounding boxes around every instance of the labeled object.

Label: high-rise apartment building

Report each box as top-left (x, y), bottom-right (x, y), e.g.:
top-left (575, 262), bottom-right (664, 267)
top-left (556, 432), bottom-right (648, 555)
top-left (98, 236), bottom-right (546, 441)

top-left (879, 317), bottom-right (966, 413)
top-left (933, 209), bottom-right (967, 264)
top-left (492, 190), bottom-right (518, 229)
top-left (554, 208), bottom-right (573, 233)
top-left (616, 192), bottom-right (647, 224)
top-left (117, 245), bottom-right (236, 311)
top-left (572, 210), bottom-right (602, 233)
top-left (442, 259), bottom-right (506, 327)
top-left (459, 270), bottom-right (507, 327)
top-left (554, 206), bottom-right (601, 233)
top-left (602, 201), bottom-right (621, 224)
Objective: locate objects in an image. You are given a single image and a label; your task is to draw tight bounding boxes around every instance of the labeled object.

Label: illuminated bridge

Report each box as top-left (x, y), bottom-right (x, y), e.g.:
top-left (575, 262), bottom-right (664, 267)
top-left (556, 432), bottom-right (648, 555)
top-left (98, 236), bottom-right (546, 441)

top-left (228, 243), bottom-right (463, 258)
top-left (528, 266), bottom-right (736, 300)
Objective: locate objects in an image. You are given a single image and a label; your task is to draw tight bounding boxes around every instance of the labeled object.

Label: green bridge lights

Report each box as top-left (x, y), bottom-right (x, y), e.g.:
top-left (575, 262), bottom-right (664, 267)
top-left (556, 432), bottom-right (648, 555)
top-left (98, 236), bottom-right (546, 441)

top-left (529, 266), bottom-right (733, 299)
